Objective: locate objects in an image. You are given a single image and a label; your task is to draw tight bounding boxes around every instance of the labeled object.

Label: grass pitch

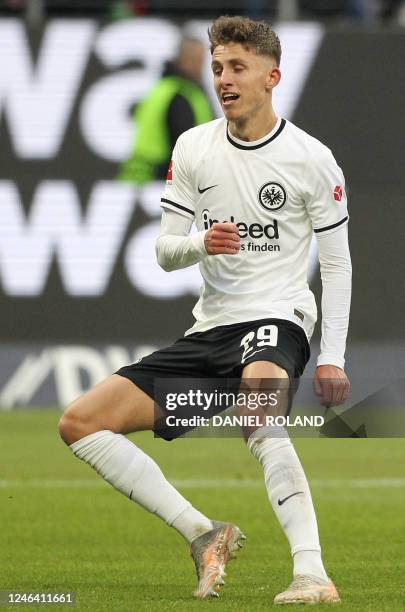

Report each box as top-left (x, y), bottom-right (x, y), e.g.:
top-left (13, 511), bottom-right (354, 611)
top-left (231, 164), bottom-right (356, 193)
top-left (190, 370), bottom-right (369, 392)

top-left (1, 409), bottom-right (405, 610)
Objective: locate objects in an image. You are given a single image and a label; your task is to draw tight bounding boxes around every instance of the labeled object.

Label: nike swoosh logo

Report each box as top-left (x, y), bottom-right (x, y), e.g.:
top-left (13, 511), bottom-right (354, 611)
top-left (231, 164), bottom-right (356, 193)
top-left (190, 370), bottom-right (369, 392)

top-left (278, 491), bottom-right (304, 506)
top-left (198, 184), bottom-right (218, 194)
top-left (241, 347), bottom-right (267, 363)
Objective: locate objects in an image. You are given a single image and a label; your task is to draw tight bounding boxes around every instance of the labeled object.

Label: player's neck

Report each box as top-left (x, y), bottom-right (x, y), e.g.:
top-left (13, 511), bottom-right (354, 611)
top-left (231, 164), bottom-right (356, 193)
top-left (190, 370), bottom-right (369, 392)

top-left (228, 108), bottom-right (278, 142)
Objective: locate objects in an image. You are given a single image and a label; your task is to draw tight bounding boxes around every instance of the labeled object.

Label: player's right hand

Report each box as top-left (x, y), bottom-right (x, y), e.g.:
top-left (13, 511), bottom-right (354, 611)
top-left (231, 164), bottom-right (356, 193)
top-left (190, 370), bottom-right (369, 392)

top-left (204, 222), bottom-right (240, 255)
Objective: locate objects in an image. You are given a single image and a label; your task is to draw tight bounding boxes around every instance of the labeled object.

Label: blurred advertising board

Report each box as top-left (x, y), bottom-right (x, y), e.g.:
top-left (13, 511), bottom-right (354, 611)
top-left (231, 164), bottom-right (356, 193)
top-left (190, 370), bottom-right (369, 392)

top-left (0, 18), bottom-right (404, 406)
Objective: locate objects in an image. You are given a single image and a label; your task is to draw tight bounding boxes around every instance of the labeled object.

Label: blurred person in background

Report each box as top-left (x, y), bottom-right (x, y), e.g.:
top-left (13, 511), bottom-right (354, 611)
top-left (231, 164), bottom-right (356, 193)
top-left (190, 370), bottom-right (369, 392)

top-left (3, 0), bottom-right (25, 8)
top-left (119, 35), bottom-right (214, 184)
top-left (245, 0), bottom-right (269, 19)
top-left (110, 1), bottom-right (149, 19)
top-left (299, 0), bottom-right (405, 22)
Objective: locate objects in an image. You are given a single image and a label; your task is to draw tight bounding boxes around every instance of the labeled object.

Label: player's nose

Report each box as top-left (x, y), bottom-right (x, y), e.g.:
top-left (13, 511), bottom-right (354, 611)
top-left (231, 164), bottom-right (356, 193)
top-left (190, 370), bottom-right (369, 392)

top-left (219, 68), bottom-right (234, 87)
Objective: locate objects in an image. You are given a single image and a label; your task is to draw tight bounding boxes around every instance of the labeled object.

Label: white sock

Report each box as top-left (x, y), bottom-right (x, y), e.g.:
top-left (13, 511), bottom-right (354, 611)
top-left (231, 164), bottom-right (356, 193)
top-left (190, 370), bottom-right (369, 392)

top-left (171, 506), bottom-right (213, 543)
top-left (70, 430), bottom-right (212, 543)
top-left (248, 426), bottom-right (328, 581)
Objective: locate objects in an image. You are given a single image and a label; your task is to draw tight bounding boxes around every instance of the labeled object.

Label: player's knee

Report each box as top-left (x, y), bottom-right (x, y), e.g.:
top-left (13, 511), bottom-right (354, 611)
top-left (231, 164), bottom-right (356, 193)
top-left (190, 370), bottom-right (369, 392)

top-left (58, 410), bottom-right (79, 446)
top-left (58, 404), bottom-right (93, 446)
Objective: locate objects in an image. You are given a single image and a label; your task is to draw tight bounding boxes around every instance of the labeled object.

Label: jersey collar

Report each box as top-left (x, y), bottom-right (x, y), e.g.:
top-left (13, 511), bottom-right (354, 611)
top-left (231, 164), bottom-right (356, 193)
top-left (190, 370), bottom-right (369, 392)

top-left (227, 117), bottom-right (286, 150)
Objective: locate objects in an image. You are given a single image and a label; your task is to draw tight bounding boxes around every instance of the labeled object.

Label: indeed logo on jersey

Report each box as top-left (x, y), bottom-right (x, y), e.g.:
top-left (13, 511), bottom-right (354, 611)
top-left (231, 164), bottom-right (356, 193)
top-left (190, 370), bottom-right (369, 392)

top-left (202, 209), bottom-right (279, 240)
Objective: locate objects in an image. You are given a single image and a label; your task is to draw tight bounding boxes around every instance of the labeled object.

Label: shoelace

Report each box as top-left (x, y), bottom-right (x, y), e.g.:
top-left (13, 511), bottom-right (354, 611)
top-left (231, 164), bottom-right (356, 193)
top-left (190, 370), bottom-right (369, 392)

top-left (213, 532), bottom-right (226, 556)
top-left (289, 575), bottom-right (322, 591)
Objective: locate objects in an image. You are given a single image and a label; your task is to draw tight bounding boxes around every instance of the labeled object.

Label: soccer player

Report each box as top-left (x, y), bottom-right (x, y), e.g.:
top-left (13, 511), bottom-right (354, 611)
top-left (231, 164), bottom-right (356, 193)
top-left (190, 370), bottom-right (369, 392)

top-left (59, 16), bottom-right (351, 605)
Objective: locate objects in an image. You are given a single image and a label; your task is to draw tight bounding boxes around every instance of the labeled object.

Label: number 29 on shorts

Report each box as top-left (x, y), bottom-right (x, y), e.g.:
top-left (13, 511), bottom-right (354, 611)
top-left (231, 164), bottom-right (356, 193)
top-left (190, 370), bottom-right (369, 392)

top-left (240, 324), bottom-right (278, 364)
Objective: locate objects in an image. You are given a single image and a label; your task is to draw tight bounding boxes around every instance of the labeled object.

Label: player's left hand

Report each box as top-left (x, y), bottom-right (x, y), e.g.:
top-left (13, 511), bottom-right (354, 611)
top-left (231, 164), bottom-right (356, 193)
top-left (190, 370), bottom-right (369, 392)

top-left (313, 365), bottom-right (350, 407)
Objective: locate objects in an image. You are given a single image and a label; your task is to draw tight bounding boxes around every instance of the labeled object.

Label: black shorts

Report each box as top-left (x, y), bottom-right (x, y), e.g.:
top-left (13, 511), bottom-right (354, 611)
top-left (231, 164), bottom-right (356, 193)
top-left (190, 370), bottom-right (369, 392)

top-left (117, 318), bottom-right (310, 439)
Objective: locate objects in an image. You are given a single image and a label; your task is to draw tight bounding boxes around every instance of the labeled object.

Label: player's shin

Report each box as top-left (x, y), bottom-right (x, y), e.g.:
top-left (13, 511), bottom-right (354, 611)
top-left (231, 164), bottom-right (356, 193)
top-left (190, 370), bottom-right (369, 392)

top-left (247, 427), bottom-right (328, 581)
top-left (69, 430), bottom-right (212, 542)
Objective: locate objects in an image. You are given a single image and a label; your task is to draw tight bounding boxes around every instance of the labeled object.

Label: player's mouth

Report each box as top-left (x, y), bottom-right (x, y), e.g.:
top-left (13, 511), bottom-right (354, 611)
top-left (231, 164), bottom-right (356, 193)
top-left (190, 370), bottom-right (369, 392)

top-left (221, 92), bottom-right (240, 107)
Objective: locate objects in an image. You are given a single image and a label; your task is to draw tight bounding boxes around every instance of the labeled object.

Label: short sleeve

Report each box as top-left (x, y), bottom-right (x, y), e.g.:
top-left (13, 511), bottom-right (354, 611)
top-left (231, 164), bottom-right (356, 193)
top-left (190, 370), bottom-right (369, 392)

top-left (160, 133), bottom-right (196, 220)
top-left (304, 147), bottom-right (349, 236)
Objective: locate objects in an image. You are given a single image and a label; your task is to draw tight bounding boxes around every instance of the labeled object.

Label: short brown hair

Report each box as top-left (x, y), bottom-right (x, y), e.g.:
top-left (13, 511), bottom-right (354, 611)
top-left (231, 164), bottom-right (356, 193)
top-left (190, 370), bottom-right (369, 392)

top-left (208, 15), bottom-right (281, 66)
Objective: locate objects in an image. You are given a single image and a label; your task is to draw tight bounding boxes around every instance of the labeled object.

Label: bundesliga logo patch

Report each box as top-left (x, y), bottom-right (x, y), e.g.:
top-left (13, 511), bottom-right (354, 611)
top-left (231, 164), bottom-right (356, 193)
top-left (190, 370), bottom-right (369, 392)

top-left (166, 160), bottom-right (173, 184)
top-left (334, 185), bottom-right (343, 201)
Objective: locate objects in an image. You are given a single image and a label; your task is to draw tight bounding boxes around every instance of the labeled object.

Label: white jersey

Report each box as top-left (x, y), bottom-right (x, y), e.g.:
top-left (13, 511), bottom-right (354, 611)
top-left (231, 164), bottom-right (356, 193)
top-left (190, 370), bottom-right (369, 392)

top-left (161, 117), bottom-right (349, 341)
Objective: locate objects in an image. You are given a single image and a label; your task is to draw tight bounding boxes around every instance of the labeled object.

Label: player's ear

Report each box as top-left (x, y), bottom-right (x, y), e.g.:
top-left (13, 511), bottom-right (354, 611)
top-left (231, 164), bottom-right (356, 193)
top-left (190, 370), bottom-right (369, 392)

top-left (265, 64), bottom-right (281, 91)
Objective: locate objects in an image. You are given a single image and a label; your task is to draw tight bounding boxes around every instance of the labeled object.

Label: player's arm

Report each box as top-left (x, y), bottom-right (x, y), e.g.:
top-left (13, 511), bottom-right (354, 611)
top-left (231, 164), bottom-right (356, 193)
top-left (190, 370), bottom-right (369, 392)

top-left (313, 225), bottom-right (352, 406)
top-left (304, 147), bottom-right (351, 406)
top-left (158, 131), bottom-right (239, 271)
top-left (156, 209), bottom-right (204, 272)
top-left (156, 209), bottom-right (240, 272)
